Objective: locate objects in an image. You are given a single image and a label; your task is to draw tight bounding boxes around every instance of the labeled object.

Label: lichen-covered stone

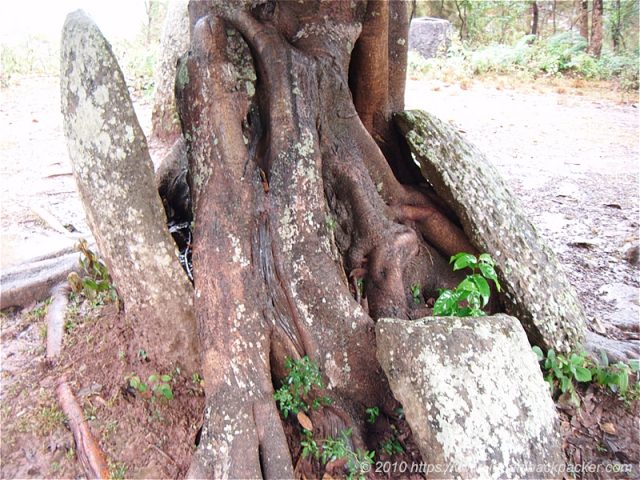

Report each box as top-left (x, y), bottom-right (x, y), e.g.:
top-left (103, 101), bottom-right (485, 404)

top-left (60, 10), bottom-right (198, 370)
top-left (377, 315), bottom-right (565, 479)
top-left (396, 110), bottom-right (586, 353)
top-left (151, 0), bottom-right (190, 141)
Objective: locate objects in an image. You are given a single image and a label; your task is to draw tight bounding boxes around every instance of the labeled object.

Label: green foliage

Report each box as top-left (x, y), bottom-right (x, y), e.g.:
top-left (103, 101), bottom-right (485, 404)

top-left (433, 252), bottom-right (501, 317)
top-left (127, 372), bottom-right (174, 400)
top-left (322, 429), bottom-right (375, 480)
top-left (365, 406), bottom-right (380, 424)
top-left (300, 429), bottom-right (319, 459)
top-left (380, 436), bottom-right (404, 456)
top-left (410, 283), bottom-right (422, 305)
top-left (409, 31), bottom-right (639, 92)
top-left (68, 240), bottom-right (118, 306)
top-left (300, 428), bottom-right (374, 480)
top-left (274, 357), bottom-right (331, 418)
top-left (533, 347), bottom-right (640, 406)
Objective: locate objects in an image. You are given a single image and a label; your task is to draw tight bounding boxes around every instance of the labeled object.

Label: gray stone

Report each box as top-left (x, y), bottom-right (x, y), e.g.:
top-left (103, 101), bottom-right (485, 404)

top-left (376, 315), bottom-right (564, 479)
top-left (151, 0), bottom-right (190, 141)
top-left (0, 252), bottom-right (79, 310)
top-left (395, 110), bottom-right (586, 353)
top-left (60, 10), bottom-right (198, 370)
top-left (409, 17), bottom-right (451, 60)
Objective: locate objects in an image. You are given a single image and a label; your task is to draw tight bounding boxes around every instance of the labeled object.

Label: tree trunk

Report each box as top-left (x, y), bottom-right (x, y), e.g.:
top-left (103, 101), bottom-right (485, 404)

top-left (589, 0), bottom-right (604, 56)
top-left (579, 0), bottom-right (589, 40)
top-left (151, 0), bottom-right (190, 142)
top-left (531, 1), bottom-right (539, 36)
top-left (175, 1), bottom-right (473, 477)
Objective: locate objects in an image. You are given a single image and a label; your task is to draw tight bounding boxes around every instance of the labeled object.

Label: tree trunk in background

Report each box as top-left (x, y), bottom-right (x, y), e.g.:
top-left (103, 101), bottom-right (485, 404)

top-left (151, 0), bottom-right (190, 142)
top-left (611, 0), bottom-right (623, 51)
top-left (579, 0), bottom-right (589, 40)
top-left (589, 0), bottom-right (603, 56)
top-left (530, 1), bottom-right (539, 36)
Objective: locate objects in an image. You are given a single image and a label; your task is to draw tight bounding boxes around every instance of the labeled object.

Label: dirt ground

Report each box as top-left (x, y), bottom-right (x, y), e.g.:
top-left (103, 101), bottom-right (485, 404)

top-left (1, 75), bottom-right (639, 478)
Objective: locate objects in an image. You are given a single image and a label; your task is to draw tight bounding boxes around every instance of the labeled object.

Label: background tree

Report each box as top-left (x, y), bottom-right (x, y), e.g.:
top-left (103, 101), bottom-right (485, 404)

top-left (590, 0), bottom-right (604, 55)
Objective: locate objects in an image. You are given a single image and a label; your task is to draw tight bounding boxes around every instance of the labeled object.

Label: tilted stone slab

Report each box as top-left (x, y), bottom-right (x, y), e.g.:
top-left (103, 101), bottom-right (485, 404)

top-left (60, 10), bottom-right (197, 370)
top-left (396, 110), bottom-right (585, 352)
top-left (377, 315), bottom-right (565, 479)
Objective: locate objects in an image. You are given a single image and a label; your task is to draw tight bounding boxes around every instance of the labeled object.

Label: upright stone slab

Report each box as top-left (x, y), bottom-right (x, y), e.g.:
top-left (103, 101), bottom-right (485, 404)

top-left (396, 110), bottom-right (585, 353)
top-left (60, 10), bottom-right (198, 370)
top-left (377, 315), bottom-right (565, 479)
top-left (151, 0), bottom-right (189, 142)
top-left (409, 17), bottom-right (452, 59)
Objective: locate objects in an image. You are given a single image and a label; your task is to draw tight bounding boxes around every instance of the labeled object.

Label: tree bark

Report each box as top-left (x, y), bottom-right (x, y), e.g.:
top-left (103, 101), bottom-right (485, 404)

top-left (589, 0), bottom-right (604, 56)
top-left (531, 1), bottom-right (539, 36)
top-left (174, 1), bottom-right (475, 476)
top-left (578, 0), bottom-right (589, 40)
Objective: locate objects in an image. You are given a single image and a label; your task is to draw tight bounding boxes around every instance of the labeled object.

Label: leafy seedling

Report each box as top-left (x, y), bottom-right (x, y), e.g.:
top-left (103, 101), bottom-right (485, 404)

top-left (434, 252), bottom-right (501, 317)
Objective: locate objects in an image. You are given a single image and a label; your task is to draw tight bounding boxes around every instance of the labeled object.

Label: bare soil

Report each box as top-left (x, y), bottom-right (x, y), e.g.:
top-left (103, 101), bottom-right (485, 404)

top-left (1, 75), bottom-right (639, 478)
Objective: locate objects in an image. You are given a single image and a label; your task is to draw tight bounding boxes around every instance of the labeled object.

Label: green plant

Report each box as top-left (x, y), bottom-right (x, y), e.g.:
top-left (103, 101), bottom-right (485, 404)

top-left (127, 373), bottom-right (174, 400)
top-left (320, 429), bottom-right (375, 480)
top-left (533, 347), bottom-right (639, 406)
top-left (108, 460), bottom-right (127, 480)
top-left (591, 351), bottom-right (639, 398)
top-left (67, 239), bottom-right (118, 306)
top-left (274, 356), bottom-right (331, 418)
top-left (365, 406), bottom-right (380, 424)
top-left (300, 428), bottom-right (320, 459)
top-left (380, 436), bottom-right (404, 456)
top-left (410, 283), bottom-right (422, 304)
top-left (532, 347), bottom-right (591, 406)
top-left (433, 252), bottom-right (501, 317)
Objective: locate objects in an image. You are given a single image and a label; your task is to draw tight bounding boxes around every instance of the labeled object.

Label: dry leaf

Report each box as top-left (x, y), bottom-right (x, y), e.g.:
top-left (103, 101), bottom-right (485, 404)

top-left (600, 422), bottom-right (616, 435)
top-left (297, 411), bottom-right (313, 431)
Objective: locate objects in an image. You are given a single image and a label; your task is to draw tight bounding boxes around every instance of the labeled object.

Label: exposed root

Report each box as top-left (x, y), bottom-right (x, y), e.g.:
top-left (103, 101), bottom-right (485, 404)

top-left (56, 378), bottom-right (110, 479)
top-left (46, 283), bottom-right (70, 360)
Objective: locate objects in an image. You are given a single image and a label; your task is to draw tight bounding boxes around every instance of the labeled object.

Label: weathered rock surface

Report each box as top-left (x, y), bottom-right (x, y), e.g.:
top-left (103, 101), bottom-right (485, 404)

top-left (151, 0), bottom-right (189, 141)
top-left (0, 252), bottom-right (79, 309)
top-left (377, 315), bottom-right (565, 479)
top-left (60, 10), bottom-right (198, 370)
top-left (396, 110), bottom-right (586, 353)
top-left (409, 17), bottom-right (451, 59)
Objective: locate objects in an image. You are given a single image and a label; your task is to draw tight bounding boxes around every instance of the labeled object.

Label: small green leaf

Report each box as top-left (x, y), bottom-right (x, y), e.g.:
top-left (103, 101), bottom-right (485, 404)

top-left (160, 374), bottom-right (172, 382)
top-left (471, 274), bottom-right (491, 306)
top-left (628, 359), bottom-right (639, 373)
top-left (574, 366), bottom-right (592, 382)
top-left (478, 253), bottom-right (495, 266)
top-left (148, 374), bottom-right (158, 383)
top-left (451, 253), bottom-right (478, 271)
top-left (532, 346), bottom-right (544, 361)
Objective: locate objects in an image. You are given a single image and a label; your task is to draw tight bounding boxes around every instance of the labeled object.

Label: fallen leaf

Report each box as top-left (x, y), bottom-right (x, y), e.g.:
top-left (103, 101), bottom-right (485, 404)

top-left (600, 422), bottom-right (616, 435)
top-left (297, 411), bottom-right (313, 431)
